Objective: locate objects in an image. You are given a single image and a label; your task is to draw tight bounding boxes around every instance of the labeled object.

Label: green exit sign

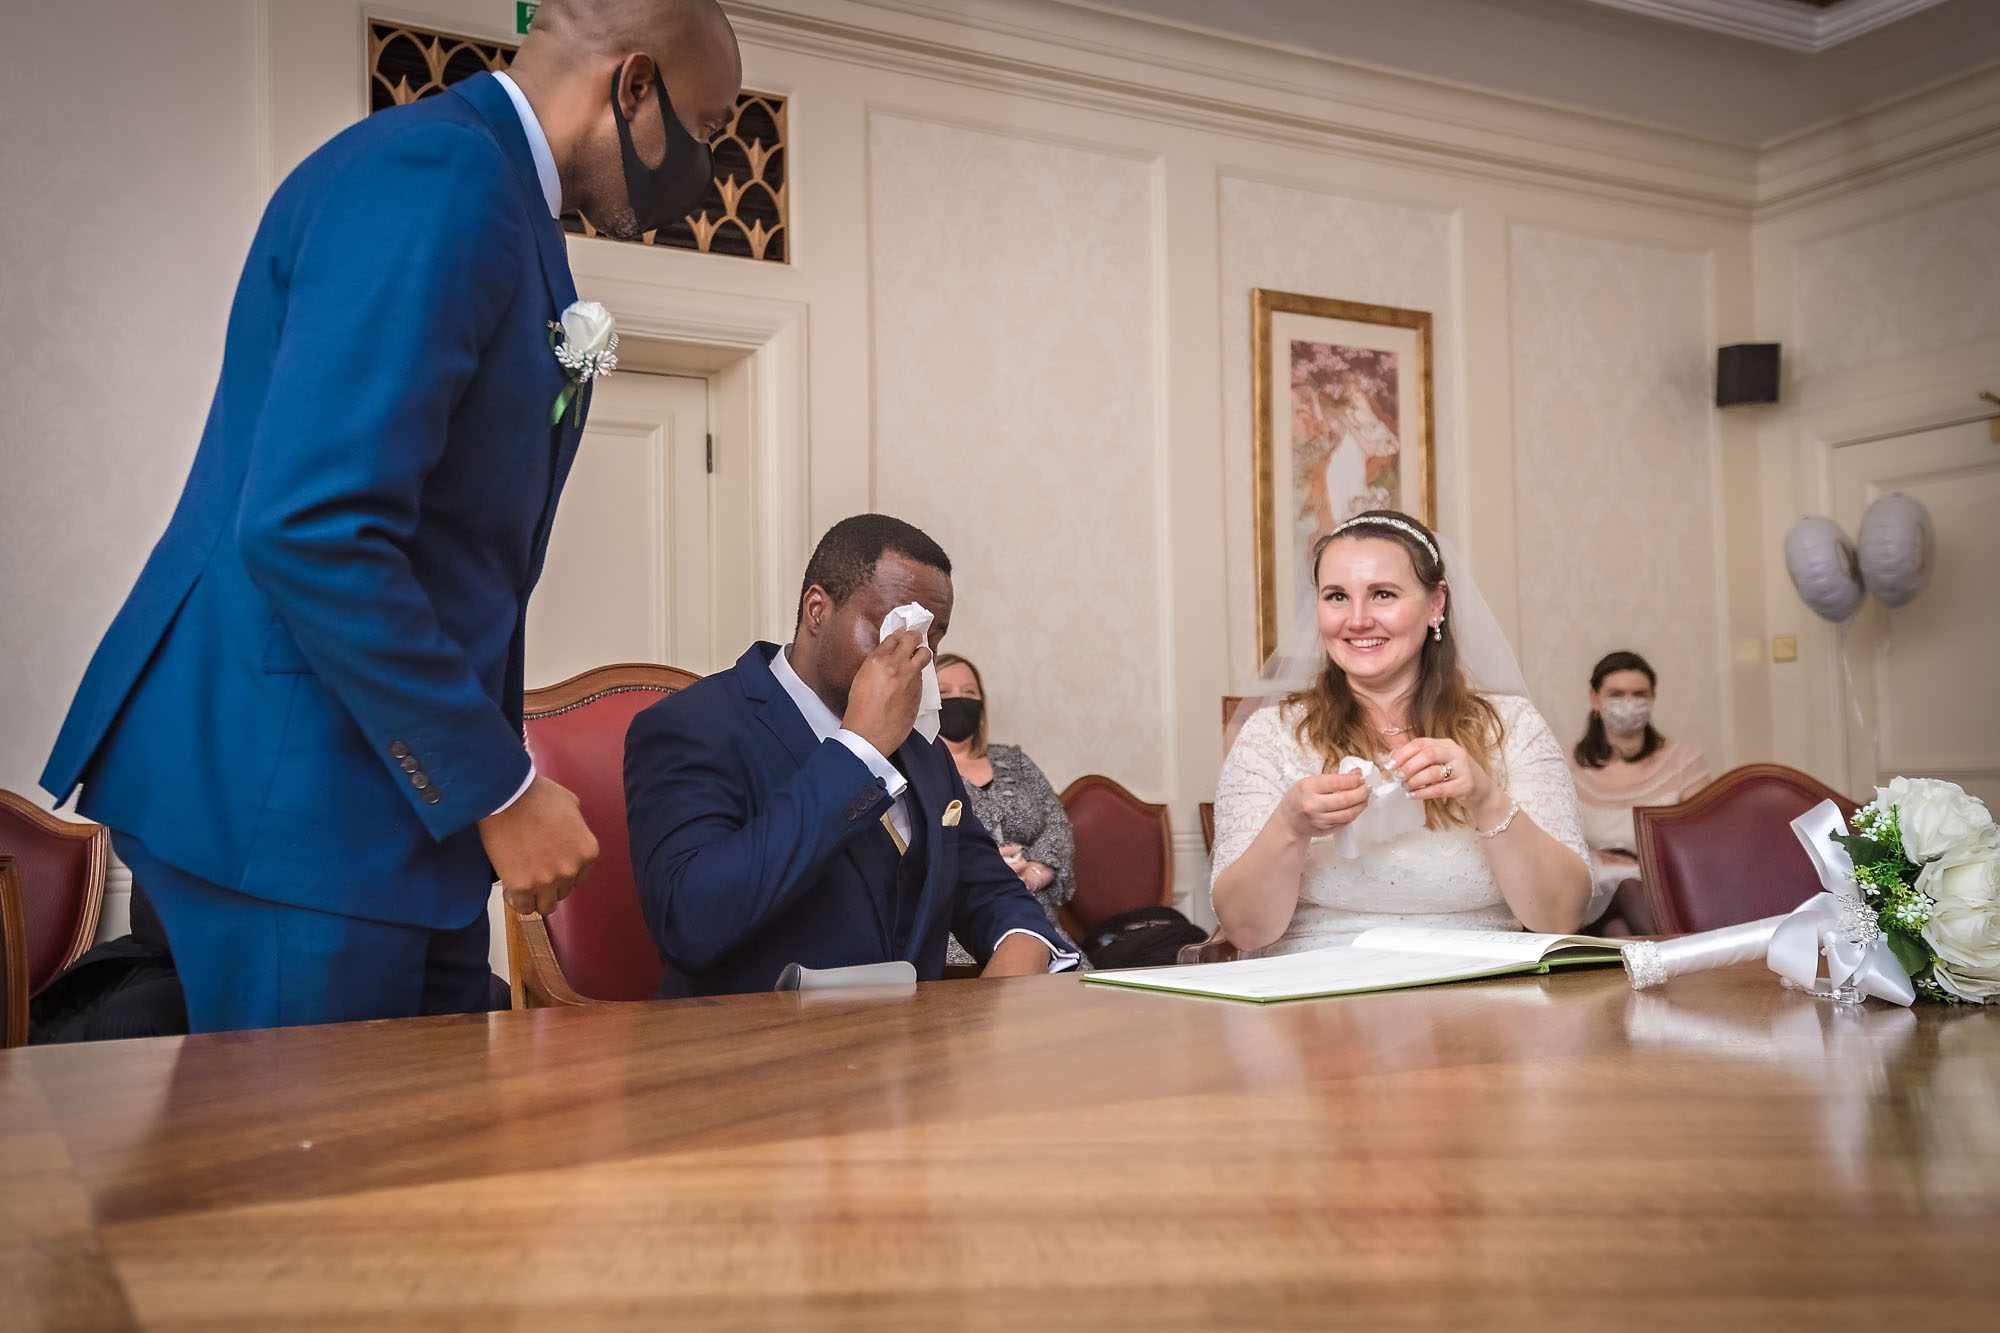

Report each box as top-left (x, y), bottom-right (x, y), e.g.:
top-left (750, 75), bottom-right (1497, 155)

top-left (516, 2), bottom-right (538, 36)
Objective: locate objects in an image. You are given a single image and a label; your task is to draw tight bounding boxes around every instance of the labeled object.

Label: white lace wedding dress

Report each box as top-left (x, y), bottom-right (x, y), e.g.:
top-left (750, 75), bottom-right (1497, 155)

top-left (1211, 694), bottom-right (1589, 956)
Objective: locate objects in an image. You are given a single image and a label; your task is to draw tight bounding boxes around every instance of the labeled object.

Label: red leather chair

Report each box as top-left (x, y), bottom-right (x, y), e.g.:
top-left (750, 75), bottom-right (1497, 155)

top-left (508, 663), bottom-right (700, 1006)
top-left (1058, 775), bottom-right (1173, 943)
top-left (1630, 763), bottom-right (1860, 935)
top-left (0, 789), bottom-right (109, 1015)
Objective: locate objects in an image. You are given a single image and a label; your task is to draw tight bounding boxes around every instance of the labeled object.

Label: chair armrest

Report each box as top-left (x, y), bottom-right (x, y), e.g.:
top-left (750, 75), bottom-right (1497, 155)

top-left (1176, 927), bottom-right (1238, 966)
top-left (0, 860), bottom-right (29, 1048)
top-left (1603, 877), bottom-right (1659, 938)
top-left (505, 911), bottom-right (594, 1008)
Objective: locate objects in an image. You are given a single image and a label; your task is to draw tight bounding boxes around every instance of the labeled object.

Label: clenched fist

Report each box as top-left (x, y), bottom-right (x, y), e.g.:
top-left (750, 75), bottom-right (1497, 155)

top-left (477, 773), bottom-right (599, 917)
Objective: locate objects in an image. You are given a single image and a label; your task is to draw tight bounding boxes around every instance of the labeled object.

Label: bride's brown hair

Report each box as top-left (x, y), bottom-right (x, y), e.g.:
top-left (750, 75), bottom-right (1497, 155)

top-left (1286, 509), bottom-right (1500, 830)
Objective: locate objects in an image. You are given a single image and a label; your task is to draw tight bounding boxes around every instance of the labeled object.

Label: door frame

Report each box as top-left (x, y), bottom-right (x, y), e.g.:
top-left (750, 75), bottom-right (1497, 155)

top-left (1798, 366), bottom-right (1999, 790)
top-left (565, 264), bottom-right (810, 648)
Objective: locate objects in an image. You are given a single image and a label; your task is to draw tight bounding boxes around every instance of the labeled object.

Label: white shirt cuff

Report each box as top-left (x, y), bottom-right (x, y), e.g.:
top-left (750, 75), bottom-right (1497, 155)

top-left (994, 927), bottom-right (1081, 973)
top-left (833, 729), bottom-right (908, 798)
top-left (489, 761), bottom-right (537, 817)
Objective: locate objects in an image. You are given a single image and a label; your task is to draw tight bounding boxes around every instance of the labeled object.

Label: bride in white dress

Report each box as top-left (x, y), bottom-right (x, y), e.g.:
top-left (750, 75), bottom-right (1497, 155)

top-left (1211, 511), bottom-right (1591, 956)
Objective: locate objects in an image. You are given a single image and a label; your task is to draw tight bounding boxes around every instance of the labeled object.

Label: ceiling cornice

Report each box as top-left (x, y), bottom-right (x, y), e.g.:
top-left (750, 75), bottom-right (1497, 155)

top-left (724, 0), bottom-right (2000, 220)
top-left (1577, 0), bottom-right (1950, 53)
top-left (727, 0), bottom-right (1758, 218)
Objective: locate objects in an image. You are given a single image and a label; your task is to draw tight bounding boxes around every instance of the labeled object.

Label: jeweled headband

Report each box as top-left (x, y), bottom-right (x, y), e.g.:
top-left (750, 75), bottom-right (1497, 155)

top-left (1328, 514), bottom-right (1441, 567)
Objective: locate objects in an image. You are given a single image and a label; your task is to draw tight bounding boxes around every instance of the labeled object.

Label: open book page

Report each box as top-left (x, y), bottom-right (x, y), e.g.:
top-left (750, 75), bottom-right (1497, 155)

top-left (1083, 944), bottom-right (1539, 1002)
top-left (1352, 927), bottom-right (1626, 965)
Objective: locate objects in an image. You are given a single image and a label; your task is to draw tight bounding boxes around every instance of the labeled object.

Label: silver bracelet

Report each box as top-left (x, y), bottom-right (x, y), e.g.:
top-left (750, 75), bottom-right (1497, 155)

top-left (1474, 800), bottom-right (1520, 839)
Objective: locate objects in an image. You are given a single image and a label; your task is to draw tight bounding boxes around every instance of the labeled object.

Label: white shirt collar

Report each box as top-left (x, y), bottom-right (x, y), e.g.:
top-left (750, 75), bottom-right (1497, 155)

top-left (769, 644), bottom-right (843, 742)
top-left (493, 71), bottom-right (562, 219)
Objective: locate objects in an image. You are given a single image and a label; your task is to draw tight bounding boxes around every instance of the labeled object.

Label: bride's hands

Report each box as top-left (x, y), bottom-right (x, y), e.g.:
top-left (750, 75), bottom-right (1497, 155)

top-left (1277, 771), bottom-right (1370, 839)
top-left (1388, 738), bottom-right (1508, 825)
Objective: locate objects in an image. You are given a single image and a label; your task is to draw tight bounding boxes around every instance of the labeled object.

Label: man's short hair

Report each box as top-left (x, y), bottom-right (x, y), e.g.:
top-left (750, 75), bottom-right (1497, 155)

top-left (797, 514), bottom-right (951, 623)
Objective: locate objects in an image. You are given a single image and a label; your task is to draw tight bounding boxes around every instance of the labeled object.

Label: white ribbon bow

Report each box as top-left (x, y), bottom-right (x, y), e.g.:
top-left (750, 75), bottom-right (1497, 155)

top-left (1765, 799), bottom-right (1916, 1007)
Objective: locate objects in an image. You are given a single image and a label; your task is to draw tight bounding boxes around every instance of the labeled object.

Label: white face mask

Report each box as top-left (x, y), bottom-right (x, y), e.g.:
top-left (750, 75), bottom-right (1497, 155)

top-left (1599, 697), bottom-right (1653, 735)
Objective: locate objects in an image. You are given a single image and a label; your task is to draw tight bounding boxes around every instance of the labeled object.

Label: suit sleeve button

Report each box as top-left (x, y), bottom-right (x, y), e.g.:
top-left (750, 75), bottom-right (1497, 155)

top-left (389, 741), bottom-right (412, 759)
top-left (412, 773), bottom-right (432, 790)
top-left (422, 788), bottom-right (442, 805)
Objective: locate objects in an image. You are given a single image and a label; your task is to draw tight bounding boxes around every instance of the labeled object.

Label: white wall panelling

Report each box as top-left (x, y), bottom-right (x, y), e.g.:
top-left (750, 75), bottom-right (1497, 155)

top-left (1791, 184), bottom-right (2000, 382)
top-left (1509, 225), bottom-right (1728, 771)
top-left (868, 111), bottom-right (1167, 796)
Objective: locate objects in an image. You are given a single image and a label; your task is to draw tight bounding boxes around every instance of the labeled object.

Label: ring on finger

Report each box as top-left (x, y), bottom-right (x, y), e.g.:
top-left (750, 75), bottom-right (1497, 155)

top-left (1441, 762), bottom-right (1454, 780)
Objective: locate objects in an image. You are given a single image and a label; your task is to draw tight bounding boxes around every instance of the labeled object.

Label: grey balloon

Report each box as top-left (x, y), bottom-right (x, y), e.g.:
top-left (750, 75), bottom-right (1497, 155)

top-left (1784, 516), bottom-right (1865, 623)
top-left (1857, 492), bottom-right (1933, 610)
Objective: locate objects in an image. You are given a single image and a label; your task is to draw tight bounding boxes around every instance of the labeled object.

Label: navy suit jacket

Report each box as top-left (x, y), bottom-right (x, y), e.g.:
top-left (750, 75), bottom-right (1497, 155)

top-left (42, 73), bottom-right (584, 929)
top-left (625, 644), bottom-right (1060, 997)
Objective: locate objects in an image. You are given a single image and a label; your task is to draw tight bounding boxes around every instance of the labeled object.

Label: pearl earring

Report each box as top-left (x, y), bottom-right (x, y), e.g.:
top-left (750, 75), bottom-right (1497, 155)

top-left (1430, 618), bottom-right (1444, 642)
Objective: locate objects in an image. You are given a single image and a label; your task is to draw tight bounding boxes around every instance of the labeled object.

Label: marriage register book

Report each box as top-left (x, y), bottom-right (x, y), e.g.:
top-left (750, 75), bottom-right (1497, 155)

top-left (1081, 928), bottom-right (1626, 1003)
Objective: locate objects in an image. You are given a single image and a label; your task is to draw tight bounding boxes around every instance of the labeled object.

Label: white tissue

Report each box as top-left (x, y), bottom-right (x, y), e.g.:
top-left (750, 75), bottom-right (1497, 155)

top-left (878, 602), bottom-right (942, 743)
top-left (1319, 756), bottom-right (1426, 859)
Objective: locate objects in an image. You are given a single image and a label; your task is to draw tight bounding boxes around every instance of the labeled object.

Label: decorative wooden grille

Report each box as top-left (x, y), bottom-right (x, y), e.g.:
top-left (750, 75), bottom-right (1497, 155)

top-left (366, 19), bottom-right (788, 263)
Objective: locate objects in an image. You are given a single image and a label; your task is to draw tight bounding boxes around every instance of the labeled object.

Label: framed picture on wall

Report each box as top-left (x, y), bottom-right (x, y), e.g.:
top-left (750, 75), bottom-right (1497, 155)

top-left (1251, 288), bottom-right (1436, 664)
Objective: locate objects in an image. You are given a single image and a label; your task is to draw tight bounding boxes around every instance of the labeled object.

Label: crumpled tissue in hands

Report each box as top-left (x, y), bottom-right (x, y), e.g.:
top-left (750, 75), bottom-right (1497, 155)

top-left (878, 602), bottom-right (942, 743)
top-left (1315, 756), bottom-right (1426, 858)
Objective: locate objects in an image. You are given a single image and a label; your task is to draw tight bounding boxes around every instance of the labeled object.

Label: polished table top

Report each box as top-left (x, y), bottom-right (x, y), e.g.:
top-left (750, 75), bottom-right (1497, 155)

top-left (4, 963), bottom-right (1998, 1330)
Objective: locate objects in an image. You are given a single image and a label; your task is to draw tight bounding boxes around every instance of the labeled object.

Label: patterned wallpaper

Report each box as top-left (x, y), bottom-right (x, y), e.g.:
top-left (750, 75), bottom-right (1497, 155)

top-left (0, 1), bottom-right (262, 808)
top-left (1509, 225), bottom-right (1725, 771)
top-left (1217, 176), bottom-right (1458, 689)
top-left (1792, 184), bottom-right (2000, 381)
top-left (868, 114), bottom-right (1165, 793)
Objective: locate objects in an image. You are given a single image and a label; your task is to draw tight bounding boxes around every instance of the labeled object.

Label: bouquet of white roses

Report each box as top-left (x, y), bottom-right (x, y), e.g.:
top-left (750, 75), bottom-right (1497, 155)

top-left (1835, 778), bottom-right (2000, 1003)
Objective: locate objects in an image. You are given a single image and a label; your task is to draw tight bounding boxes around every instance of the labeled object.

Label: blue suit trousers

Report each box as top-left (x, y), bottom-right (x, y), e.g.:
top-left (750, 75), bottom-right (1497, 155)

top-left (115, 834), bottom-right (493, 1033)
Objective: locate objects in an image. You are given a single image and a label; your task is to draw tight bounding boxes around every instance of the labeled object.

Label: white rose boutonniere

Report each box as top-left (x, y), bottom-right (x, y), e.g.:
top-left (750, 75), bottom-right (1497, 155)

top-left (548, 300), bottom-right (619, 426)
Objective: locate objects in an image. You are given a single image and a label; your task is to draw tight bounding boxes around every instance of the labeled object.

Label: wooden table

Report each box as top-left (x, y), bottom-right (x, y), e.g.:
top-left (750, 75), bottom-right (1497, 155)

top-left (4, 964), bottom-right (1998, 1330)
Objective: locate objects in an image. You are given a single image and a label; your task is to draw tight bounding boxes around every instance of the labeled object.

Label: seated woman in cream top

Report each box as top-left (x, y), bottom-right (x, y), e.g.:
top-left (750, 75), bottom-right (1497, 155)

top-left (1210, 512), bottom-right (1591, 956)
top-left (1568, 651), bottom-right (1711, 904)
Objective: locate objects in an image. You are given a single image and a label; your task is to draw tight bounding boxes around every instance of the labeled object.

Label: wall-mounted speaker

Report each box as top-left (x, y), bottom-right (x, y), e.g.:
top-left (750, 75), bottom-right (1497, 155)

top-left (1716, 343), bottom-right (1780, 407)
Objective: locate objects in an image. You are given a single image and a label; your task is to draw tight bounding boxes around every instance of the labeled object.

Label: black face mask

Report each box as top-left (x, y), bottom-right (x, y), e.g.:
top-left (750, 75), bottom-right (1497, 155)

top-left (938, 698), bottom-right (984, 744)
top-left (608, 62), bottom-right (713, 235)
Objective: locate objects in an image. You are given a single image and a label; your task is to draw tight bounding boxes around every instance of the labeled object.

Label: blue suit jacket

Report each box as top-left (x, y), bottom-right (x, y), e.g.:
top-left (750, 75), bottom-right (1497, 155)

top-left (41, 73), bottom-right (584, 929)
top-left (625, 644), bottom-right (1060, 997)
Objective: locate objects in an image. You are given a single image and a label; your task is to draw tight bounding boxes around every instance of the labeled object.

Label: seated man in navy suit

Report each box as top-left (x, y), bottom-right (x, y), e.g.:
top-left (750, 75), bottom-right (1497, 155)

top-left (624, 514), bottom-right (1079, 996)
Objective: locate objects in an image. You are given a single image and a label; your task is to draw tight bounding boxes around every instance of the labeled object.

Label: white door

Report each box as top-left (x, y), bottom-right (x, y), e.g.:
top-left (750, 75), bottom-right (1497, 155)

top-left (1832, 417), bottom-right (2000, 809)
top-left (526, 371), bottom-right (712, 685)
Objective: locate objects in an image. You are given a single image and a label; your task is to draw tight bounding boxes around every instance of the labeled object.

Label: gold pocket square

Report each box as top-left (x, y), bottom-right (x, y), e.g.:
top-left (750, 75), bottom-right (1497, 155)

top-left (941, 799), bottom-right (963, 828)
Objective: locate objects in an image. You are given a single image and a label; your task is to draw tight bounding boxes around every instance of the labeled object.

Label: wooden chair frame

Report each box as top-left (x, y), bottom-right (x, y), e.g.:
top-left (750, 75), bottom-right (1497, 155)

top-left (505, 663), bottom-right (701, 1009)
top-left (1056, 774), bottom-right (1173, 945)
top-left (0, 789), bottom-right (110, 988)
top-left (1, 859), bottom-right (28, 1048)
top-left (1630, 762), bottom-right (1856, 936)
top-left (1182, 700), bottom-right (1245, 965)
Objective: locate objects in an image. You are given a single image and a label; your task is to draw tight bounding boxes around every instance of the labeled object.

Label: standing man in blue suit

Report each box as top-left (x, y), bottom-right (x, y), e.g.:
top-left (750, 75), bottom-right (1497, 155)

top-left (40, 0), bottom-right (743, 1033)
top-left (624, 515), bottom-right (1081, 997)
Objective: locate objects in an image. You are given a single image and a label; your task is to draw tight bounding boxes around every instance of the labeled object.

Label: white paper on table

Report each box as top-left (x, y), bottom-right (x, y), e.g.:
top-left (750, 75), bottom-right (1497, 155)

top-left (1084, 927), bottom-right (1623, 1003)
top-left (878, 602), bottom-right (942, 743)
top-left (1318, 756), bottom-right (1426, 858)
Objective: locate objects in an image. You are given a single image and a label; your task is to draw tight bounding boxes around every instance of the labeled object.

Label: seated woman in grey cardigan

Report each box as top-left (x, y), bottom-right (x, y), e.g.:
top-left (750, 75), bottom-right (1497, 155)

top-left (935, 654), bottom-right (1082, 967)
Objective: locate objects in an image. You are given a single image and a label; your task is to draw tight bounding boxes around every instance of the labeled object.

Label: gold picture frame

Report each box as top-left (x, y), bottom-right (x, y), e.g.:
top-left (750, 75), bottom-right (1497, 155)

top-left (1251, 288), bottom-right (1436, 664)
